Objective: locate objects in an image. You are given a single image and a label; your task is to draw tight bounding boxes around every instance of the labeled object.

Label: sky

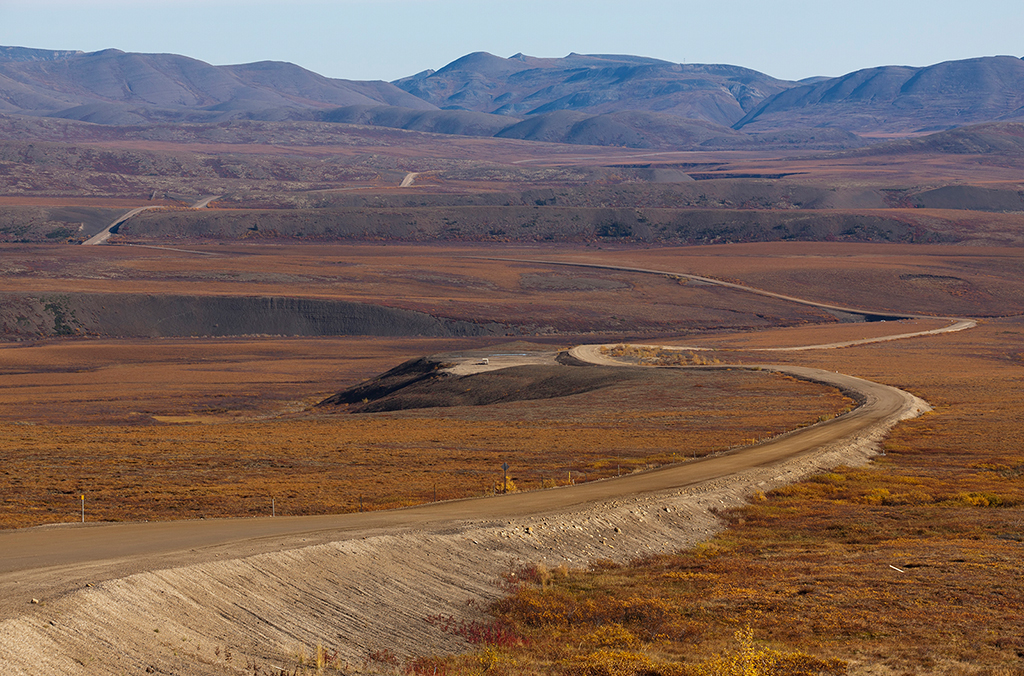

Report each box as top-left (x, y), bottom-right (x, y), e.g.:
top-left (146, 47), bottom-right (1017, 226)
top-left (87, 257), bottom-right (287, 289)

top-left (1, 0), bottom-right (1022, 82)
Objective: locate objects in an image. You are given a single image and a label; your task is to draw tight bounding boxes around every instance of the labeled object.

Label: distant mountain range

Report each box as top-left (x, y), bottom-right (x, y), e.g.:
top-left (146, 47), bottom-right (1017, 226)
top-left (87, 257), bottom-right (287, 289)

top-left (1, 46), bottom-right (1022, 149)
top-left (0, 46), bottom-right (433, 125)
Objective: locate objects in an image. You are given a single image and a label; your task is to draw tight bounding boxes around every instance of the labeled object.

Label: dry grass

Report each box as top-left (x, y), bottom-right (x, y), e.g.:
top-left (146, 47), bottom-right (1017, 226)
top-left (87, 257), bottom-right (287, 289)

top-left (602, 344), bottom-right (720, 366)
top-left (0, 243), bottom-right (840, 336)
top-left (6, 243), bottom-right (1024, 342)
top-left (549, 242), bottom-right (1024, 317)
top-left (0, 357), bottom-right (850, 529)
top-left (0, 336), bottom-right (469, 424)
top-left (440, 319), bottom-right (1024, 676)
top-left (6, 116), bottom-right (1024, 201)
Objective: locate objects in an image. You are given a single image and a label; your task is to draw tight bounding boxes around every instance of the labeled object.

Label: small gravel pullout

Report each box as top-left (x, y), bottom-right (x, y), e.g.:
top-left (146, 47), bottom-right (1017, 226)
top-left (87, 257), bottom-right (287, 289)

top-left (0, 342), bottom-right (933, 675)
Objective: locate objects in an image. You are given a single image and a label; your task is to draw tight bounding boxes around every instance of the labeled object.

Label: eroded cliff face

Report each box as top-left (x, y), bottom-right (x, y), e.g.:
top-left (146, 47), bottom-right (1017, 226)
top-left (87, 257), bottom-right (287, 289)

top-left (0, 293), bottom-right (510, 340)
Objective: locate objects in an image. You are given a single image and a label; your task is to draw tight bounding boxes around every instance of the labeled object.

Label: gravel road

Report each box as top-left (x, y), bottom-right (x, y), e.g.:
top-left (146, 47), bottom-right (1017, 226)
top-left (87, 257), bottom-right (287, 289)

top-left (0, 345), bottom-right (931, 675)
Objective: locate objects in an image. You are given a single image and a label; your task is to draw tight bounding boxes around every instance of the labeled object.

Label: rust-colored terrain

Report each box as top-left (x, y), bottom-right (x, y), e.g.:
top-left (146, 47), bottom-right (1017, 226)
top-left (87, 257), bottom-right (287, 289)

top-left (0, 353), bottom-right (849, 529)
top-left (2, 95), bottom-right (1024, 676)
top-left (2, 240), bottom-right (1023, 674)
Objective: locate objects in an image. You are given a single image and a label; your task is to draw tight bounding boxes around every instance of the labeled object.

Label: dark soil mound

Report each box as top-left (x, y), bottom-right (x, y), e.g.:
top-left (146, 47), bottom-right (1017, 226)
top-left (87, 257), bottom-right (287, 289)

top-left (317, 357), bottom-right (450, 409)
top-left (318, 360), bottom-right (632, 413)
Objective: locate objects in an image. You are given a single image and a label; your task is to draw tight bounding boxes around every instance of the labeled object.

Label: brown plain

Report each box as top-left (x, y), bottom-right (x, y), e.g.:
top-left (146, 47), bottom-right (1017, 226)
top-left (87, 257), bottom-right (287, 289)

top-left (2, 243), bottom-right (878, 528)
top-left (3, 112), bottom-right (1024, 675)
top-left (2, 242), bottom-right (1024, 674)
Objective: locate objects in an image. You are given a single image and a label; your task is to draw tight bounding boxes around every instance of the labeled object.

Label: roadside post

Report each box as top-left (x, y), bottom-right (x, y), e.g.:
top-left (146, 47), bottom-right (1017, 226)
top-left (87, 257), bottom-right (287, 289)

top-left (80, 494), bottom-right (84, 523)
top-left (502, 462), bottom-right (509, 493)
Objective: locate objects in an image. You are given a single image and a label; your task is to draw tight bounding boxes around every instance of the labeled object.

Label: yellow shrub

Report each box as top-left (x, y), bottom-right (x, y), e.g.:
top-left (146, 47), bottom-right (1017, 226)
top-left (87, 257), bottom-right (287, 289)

top-left (564, 649), bottom-right (680, 676)
top-left (476, 646), bottom-right (517, 672)
top-left (856, 488), bottom-right (891, 505)
top-left (689, 627), bottom-right (846, 676)
top-left (947, 491), bottom-right (1011, 507)
top-left (580, 623), bottom-right (640, 649)
top-left (882, 490), bottom-right (934, 505)
top-left (496, 477), bottom-right (518, 494)
top-left (563, 629), bottom-right (846, 676)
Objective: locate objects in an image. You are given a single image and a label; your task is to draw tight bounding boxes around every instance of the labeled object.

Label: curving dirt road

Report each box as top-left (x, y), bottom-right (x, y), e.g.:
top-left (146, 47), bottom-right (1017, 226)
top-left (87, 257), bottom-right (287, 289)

top-left (0, 347), bottom-right (933, 674)
top-left (0, 261), bottom-right (963, 673)
top-left (747, 319), bottom-right (976, 351)
top-left (586, 319), bottom-right (976, 355)
top-left (472, 256), bottom-right (972, 324)
top-left (0, 361), bottom-right (918, 590)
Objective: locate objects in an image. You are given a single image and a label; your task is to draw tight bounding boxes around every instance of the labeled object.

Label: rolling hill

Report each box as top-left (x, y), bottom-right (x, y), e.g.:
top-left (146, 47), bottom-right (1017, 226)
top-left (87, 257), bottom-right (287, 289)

top-left (849, 121), bottom-right (1024, 156)
top-left (735, 55), bottom-right (1024, 134)
top-left (0, 47), bottom-right (435, 124)
top-left (393, 51), bottom-right (795, 127)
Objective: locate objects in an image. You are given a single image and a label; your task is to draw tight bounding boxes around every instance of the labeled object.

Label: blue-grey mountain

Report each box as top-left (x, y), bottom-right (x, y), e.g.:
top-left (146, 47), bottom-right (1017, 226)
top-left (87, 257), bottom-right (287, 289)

top-left (735, 56), bottom-right (1024, 134)
top-left (0, 48), bottom-right (433, 125)
top-left (392, 52), bottom-right (793, 126)
top-left (1, 47), bottom-right (1022, 149)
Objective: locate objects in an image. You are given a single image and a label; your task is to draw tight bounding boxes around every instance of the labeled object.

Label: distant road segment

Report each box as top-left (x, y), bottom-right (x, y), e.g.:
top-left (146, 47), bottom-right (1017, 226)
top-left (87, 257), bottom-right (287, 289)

top-left (81, 196), bottom-right (220, 245)
top-left (81, 206), bottom-right (158, 245)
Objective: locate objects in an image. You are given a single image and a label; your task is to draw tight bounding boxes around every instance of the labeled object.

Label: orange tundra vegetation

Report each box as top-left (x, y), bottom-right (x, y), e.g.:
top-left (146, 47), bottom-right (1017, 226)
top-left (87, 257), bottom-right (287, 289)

top-left (3, 242), bottom-right (1024, 675)
top-left (436, 319), bottom-right (1024, 676)
top-left (0, 356), bottom-right (850, 529)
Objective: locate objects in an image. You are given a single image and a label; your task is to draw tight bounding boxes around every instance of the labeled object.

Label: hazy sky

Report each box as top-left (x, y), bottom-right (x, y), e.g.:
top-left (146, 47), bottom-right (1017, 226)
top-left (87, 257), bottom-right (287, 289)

top-left (1, 0), bottom-right (1021, 82)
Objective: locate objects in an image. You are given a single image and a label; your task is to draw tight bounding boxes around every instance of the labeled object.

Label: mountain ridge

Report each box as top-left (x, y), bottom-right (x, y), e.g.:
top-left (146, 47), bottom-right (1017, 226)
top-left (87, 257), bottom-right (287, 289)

top-left (394, 51), bottom-right (794, 126)
top-left (735, 55), bottom-right (1024, 134)
top-left (0, 47), bottom-right (436, 123)
top-left (1, 46), bottom-right (1023, 150)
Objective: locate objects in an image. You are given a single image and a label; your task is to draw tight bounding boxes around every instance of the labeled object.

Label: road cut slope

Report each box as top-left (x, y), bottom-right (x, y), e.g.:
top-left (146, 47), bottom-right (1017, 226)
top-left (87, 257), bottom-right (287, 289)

top-left (0, 351), bottom-right (930, 675)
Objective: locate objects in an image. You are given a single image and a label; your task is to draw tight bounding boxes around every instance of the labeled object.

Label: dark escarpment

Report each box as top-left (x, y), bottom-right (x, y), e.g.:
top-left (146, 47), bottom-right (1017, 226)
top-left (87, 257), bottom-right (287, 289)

top-left (119, 206), bottom-right (958, 245)
top-left (0, 293), bottom-right (510, 339)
